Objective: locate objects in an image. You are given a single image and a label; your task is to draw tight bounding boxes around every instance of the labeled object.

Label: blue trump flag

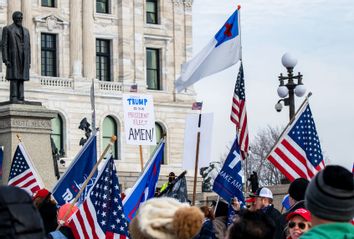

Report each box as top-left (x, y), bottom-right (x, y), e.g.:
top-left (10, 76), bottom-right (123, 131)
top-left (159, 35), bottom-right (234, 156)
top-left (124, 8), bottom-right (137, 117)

top-left (52, 135), bottom-right (97, 206)
top-left (213, 137), bottom-right (244, 204)
top-left (123, 139), bottom-right (165, 222)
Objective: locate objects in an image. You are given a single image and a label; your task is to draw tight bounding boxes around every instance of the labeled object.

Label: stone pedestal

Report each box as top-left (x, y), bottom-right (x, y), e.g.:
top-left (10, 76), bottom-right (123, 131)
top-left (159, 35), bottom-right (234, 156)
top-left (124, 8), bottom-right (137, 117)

top-left (0, 103), bottom-right (57, 189)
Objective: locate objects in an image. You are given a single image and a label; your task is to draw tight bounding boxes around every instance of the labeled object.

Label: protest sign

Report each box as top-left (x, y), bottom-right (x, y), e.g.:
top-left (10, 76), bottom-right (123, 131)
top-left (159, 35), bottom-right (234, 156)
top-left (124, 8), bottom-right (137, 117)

top-left (123, 94), bottom-right (156, 145)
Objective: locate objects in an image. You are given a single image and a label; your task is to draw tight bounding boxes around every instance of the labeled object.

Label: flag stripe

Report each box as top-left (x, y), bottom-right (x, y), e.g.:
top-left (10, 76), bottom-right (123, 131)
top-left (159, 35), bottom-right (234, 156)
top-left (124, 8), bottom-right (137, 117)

top-left (8, 145), bottom-right (42, 195)
top-left (8, 170), bottom-right (33, 186)
top-left (230, 63), bottom-right (249, 159)
top-left (267, 155), bottom-right (295, 181)
top-left (267, 103), bottom-right (325, 181)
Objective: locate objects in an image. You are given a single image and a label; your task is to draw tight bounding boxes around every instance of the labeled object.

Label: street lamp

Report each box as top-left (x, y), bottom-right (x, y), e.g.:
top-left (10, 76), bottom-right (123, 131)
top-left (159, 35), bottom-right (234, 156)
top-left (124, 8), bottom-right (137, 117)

top-left (275, 53), bottom-right (306, 120)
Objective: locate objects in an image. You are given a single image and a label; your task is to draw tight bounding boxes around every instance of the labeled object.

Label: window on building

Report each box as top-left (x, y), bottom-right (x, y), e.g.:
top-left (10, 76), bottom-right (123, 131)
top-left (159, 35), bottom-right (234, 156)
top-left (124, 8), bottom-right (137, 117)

top-left (96, 0), bottom-right (109, 14)
top-left (146, 48), bottom-right (161, 90)
top-left (150, 122), bottom-right (166, 164)
top-left (96, 39), bottom-right (111, 81)
top-left (41, 33), bottom-right (57, 77)
top-left (102, 116), bottom-right (118, 159)
top-left (146, 0), bottom-right (158, 24)
top-left (42, 0), bottom-right (55, 7)
top-left (51, 114), bottom-right (64, 155)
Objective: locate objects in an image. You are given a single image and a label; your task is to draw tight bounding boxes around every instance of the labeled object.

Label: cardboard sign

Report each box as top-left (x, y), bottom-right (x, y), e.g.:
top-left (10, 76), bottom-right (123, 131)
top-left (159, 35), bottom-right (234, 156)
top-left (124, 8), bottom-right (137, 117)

top-left (123, 94), bottom-right (156, 145)
top-left (182, 113), bottom-right (213, 170)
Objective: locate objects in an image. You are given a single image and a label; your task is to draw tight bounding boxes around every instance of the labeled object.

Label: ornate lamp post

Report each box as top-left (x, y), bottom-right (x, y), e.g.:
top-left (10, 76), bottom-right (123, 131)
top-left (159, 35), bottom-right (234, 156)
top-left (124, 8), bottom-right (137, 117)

top-left (275, 53), bottom-right (306, 120)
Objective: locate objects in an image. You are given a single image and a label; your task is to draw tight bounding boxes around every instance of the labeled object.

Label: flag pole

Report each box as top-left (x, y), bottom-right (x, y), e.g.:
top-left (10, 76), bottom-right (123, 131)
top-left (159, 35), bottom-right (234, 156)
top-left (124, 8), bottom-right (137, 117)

top-left (263, 92), bottom-right (312, 162)
top-left (192, 113), bottom-right (202, 205)
top-left (57, 135), bottom-right (117, 230)
top-left (213, 196), bottom-right (220, 215)
top-left (139, 145), bottom-right (144, 171)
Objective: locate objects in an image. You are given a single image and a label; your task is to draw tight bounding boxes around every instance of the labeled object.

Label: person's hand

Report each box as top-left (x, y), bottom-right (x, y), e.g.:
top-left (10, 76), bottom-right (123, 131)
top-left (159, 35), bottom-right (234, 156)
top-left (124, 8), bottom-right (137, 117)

top-left (5, 61), bottom-right (11, 67)
top-left (231, 197), bottom-right (241, 211)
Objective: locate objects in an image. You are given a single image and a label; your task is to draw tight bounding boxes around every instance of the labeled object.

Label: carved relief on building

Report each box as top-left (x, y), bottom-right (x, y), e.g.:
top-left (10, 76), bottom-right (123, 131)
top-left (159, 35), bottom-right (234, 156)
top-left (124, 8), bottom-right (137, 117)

top-left (171, 0), bottom-right (193, 8)
top-left (33, 14), bottom-right (69, 32)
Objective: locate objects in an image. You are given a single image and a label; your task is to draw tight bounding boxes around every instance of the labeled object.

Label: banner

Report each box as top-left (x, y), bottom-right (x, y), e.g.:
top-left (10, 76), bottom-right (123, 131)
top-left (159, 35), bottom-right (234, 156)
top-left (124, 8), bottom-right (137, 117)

top-left (213, 137), bottom-right (244, 204)
top-left (123, 94), bottom-right (156, 145)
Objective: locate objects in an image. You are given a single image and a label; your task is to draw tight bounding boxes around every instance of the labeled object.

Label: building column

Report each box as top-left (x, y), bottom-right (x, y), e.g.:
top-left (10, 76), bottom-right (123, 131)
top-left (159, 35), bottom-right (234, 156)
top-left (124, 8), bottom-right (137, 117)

top-left (21, 0), bottom-right (36, 76)
top-left (7, 0), bottom-right (21, 24)
top-left (70, 1), bottom-right (83, 77)
top-left (82, 0), bottom-right (95, 80)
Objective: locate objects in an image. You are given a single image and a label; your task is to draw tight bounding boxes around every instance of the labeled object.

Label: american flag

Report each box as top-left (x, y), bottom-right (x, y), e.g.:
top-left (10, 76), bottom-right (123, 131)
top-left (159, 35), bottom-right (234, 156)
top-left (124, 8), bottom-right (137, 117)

top-left (230, 63), bottom-right (249, 159)
top-left (267, 102), bottom-right (325, 181)
top-left (69, 157), bottom-right (129, 239)
top-left (192, 102), bottom-right (203, 110)
top-left (8, 143), bottom-right (42, 194)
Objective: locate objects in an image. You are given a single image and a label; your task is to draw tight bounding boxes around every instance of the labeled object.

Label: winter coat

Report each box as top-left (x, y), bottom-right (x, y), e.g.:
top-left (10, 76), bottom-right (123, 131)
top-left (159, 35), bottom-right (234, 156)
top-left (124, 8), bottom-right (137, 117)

top-left (1, 23), bottom-right (31, 80)
top-left (194, 219), bottom-right (217, 239)
top-left (38, 199), bottom-right (59, 234)
top-left (299, 222), bottom-right (354, 239)
top-left (0, 185), bottom-right (45, 239)
top-left (262, 204), bottom-right (282, 239)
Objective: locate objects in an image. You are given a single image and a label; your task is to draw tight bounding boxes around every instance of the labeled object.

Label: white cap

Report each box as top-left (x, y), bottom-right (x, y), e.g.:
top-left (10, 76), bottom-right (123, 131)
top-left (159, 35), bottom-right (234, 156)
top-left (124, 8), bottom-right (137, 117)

top-left (255, 187), bottom-right (273, 199)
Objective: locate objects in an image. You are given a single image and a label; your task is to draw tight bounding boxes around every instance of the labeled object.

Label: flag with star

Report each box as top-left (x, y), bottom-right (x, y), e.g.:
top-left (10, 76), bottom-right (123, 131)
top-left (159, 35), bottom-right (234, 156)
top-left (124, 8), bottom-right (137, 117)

top-left (69, 156), bottom-right (129, 239)
top-left (266, 101), bottom-right (325, 181)
top-left (8, 143), bottom-right (43, 195)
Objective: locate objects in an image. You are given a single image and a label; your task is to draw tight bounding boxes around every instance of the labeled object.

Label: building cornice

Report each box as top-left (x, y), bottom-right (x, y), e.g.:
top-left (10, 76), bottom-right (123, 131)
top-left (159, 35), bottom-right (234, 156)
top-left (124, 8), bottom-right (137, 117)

top-left (172, 0), bottom-right (193, 8)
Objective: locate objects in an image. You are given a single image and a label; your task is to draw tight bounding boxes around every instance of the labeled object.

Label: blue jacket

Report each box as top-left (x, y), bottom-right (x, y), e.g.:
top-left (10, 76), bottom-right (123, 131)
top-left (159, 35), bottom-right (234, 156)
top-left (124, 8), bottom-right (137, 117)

top-left (194, 219), bottom-right (217, 239)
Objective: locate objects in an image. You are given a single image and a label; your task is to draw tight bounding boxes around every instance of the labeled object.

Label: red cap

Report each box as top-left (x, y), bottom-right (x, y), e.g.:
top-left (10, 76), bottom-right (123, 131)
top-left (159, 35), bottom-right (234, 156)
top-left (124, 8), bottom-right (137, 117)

top-left (32, 188), bottom-right (50, 201)
top-left (286, 208), bottom-right (311, 222)
top-left (245, 197), bottom-right (255, 203)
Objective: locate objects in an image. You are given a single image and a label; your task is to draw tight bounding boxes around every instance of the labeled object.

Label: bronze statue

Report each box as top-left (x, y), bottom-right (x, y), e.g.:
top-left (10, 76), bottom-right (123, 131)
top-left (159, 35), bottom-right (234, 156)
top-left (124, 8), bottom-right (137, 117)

top-left (1, 11), bottom-right (31, 102)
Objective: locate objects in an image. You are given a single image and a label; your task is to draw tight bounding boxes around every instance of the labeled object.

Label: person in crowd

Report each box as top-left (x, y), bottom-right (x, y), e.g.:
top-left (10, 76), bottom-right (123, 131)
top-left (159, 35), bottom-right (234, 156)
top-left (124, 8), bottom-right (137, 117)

top-left (246, 197), bottom-right (256, 211)
top-left (33, 188), bottom-right (59, 234)
top-left (226, 210), bottom-right (275, 239)
top-left (277, 178), bottom-right (309, 239)
top-left (46, 203), bottom-right (78, 239)
top-left (194, 205), bottom-right (217, 239)
top-left (211, 200), bottom-right (229, 239)
top-left (285, 208), bottom-right (311, 239)
top-left (0, 185), bottom-right (45, 239)
top-left (129, 197), bottom-right (203, 239)
top-left (160, 171), bottom-right (176, 193)
top-left (253, 187), bottom-right (282, 238)
top-left (300, 165), bottom-right (354, 239)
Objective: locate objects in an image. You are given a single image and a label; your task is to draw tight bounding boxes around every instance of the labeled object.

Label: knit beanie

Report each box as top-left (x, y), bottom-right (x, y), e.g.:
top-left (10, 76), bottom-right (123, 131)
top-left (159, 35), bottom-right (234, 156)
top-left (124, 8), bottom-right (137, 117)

top-left (129, 197), bottom-right (203, 239)
top-left (305, 165), bottom-right (354, 222)
top-left (288, 178), bottom-right (309, 201)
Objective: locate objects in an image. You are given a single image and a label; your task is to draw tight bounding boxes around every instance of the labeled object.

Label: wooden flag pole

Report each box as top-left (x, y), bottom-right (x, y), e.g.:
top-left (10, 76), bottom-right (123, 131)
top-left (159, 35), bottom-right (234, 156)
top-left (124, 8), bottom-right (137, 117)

top-left (139, 145), bottom-right (144, 171)
top-left (192, 113), bottom-right (202, 205)
top-left (56, 135), bottom-right (117, 230)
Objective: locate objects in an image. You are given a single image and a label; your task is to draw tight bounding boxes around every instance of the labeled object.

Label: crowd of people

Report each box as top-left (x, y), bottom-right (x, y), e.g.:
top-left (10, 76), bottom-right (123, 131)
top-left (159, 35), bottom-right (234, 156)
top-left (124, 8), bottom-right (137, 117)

top-left (0, 165), bottom-right (353, 239)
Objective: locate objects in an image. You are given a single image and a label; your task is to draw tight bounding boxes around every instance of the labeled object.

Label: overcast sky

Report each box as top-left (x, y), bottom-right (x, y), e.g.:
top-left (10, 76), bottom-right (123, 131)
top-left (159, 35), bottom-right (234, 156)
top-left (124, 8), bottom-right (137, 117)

top-left (192, 0), bottom-right (354, 170)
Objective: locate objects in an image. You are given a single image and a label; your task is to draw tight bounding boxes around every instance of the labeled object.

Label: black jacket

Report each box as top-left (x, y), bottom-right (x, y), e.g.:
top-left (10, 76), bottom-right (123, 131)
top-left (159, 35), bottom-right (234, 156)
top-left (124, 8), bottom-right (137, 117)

top-left (0, 186), bottom-right (45, 239)
top-left (262, 204), bottom-right (282, 239)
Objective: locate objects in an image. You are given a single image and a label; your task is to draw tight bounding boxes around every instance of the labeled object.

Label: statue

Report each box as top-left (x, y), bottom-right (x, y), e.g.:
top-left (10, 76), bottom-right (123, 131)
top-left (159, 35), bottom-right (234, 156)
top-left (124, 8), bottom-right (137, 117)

top-left (248, 171), bottom-right (259, 193)
top-left (1, 11), bottom-right (31, 102)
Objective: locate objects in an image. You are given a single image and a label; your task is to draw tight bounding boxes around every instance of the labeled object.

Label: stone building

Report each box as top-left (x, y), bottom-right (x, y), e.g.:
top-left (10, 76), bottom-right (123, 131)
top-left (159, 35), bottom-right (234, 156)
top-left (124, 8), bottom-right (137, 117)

top-left (0, 0), bottom-right (196, 190)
